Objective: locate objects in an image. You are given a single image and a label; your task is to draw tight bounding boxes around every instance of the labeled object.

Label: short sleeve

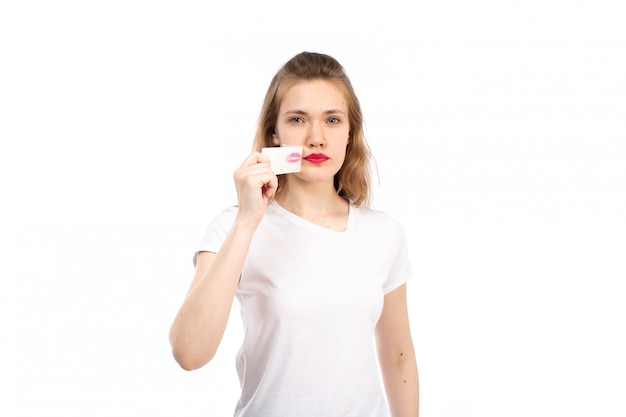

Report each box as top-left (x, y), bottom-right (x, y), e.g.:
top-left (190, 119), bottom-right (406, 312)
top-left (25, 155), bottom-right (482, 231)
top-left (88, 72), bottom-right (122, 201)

top-left (192, 206), bottom-right (238, 266)
top-left (383, 219), bottom-right (413, 294)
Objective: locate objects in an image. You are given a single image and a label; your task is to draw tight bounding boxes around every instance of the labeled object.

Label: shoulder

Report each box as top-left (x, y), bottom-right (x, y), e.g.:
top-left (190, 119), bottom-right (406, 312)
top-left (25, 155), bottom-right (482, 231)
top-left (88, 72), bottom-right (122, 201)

top-left (213, 205), bottom-right (238, 221)
top-left (352, 205), bottom-right (405, 234)
top-left (194, 205), bottom-right (239, 264)
top-left (203, 205), bottom-right (239, 234)
top-left (353, 205), bottom-right (402, 225)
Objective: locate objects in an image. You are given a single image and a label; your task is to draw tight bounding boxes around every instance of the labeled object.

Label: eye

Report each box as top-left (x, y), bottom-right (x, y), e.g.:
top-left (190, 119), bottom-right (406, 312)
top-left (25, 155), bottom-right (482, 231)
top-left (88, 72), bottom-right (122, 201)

top-left (328, 117), bottom-right (340, 124)
top-left (290, 117), bottom-right (304, 123)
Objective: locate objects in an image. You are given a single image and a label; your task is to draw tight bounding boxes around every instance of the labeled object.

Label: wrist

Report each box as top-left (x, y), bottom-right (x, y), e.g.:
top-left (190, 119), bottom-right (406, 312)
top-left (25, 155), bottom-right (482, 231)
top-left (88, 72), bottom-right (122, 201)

top-left (232, 214), bottom-right (262, 234)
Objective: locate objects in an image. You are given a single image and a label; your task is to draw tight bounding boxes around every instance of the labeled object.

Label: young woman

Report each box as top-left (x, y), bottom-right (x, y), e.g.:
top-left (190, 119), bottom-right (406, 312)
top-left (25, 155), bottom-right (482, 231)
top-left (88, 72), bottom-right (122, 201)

top-left (169, 52), bottom-right (419, 417)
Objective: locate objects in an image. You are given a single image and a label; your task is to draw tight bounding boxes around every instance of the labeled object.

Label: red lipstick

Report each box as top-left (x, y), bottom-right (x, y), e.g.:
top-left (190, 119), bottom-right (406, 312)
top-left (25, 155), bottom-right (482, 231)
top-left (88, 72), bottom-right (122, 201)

top-left (304, 153), bottom-right (329, 164)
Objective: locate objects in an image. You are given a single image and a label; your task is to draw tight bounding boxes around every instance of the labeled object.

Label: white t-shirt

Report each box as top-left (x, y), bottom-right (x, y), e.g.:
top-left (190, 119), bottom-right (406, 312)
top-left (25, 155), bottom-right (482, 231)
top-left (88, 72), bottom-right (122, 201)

top-left (196, 201), bottom-right (412, 417)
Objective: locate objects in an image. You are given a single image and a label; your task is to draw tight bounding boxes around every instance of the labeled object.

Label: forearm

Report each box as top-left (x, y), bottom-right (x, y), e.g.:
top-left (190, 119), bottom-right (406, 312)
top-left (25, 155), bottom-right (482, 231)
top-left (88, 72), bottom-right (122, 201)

top-left (169, 218), bottom-right (257, 370)
top-left (381, 351), bottom-right (419, 417)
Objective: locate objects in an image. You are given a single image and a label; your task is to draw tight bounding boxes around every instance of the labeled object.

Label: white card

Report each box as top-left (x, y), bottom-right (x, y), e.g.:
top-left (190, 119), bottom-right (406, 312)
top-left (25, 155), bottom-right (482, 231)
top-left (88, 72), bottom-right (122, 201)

top-left (261, 146), bottom-right (302, 175)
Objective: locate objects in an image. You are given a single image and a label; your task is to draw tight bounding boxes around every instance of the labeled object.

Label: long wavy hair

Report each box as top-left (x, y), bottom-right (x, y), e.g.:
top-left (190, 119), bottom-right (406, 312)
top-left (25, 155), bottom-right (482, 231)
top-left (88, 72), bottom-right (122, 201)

top-left (253, 52), bottom-right (372, 207)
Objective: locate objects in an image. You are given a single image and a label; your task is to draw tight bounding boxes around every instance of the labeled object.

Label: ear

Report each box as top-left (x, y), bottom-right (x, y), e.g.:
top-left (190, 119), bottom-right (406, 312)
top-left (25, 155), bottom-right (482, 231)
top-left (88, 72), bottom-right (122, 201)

top-left (272, 132), bottom-right (280, 146)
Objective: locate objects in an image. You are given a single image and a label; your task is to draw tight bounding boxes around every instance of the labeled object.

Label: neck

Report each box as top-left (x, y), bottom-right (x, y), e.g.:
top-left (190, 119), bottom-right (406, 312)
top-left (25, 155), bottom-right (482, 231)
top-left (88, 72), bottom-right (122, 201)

top-left (275, 177), bottom-right (348, 218)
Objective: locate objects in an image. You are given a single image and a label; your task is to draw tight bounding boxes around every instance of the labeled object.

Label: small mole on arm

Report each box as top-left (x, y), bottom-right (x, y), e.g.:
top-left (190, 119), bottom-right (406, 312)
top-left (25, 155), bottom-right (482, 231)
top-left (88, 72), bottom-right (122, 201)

top-left (403, 380), bottom-right (407, 384)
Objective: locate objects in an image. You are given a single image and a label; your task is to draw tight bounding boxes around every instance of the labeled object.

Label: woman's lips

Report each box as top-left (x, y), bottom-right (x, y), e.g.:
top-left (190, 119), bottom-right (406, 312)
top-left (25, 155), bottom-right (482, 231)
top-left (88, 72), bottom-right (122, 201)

top-left (304, 153), bottom-right (329, 164)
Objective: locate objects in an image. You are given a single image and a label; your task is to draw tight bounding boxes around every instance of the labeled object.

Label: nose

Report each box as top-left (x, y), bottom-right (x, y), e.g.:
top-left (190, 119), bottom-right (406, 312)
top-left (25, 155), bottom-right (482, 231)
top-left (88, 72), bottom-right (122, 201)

top-left (306, 121), bottom-right (325, 148)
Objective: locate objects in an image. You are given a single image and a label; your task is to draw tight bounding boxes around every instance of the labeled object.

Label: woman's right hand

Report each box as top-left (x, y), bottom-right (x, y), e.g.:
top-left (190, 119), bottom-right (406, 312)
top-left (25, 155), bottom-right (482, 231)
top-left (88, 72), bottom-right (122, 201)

top-left (171, 151), bottom-right (275, 370)
top-left (232, 151), bottom-right (278, 227)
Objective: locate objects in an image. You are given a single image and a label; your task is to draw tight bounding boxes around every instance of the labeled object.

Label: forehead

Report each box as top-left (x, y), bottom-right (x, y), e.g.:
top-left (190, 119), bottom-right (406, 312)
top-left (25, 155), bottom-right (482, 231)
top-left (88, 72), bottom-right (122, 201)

top-left (279, 79), bottom-right (348, 111)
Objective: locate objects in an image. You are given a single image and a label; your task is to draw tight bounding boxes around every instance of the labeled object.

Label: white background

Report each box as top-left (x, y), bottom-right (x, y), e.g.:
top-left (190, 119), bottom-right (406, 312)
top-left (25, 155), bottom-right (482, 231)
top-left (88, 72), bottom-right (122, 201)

top-left (1, 0), bottom-right (624, 416)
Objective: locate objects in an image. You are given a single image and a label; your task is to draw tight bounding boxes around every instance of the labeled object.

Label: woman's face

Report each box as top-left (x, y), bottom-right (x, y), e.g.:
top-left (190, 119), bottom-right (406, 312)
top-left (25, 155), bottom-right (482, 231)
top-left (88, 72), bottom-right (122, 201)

top-left (272, 79), bottom-right (350, 185)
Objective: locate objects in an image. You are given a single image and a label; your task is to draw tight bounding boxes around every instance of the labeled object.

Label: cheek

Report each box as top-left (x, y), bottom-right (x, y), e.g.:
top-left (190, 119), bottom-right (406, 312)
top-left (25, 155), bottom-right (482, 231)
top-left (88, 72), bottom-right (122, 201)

top-left (333, 128), bottom-right (350, 147)
top-left (276, 125), bottom-right (303, 139)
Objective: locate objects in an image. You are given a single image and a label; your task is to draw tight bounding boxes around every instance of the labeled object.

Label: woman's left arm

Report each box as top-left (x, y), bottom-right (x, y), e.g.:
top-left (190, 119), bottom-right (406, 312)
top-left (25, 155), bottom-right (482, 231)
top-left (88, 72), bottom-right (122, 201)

top-left (375, 283), bottom-right (419, 417)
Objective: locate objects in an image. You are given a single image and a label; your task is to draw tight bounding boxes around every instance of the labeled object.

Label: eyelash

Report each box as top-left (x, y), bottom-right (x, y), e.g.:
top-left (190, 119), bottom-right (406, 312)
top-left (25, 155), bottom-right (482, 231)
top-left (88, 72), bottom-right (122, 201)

top-left (288, 117), bottom-right (341, 124)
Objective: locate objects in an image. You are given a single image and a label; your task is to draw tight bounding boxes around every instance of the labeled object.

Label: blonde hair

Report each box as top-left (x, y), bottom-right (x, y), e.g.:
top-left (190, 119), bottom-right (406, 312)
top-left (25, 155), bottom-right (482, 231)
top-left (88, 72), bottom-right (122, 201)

top-left (253, 52), bottom-right (372, 207)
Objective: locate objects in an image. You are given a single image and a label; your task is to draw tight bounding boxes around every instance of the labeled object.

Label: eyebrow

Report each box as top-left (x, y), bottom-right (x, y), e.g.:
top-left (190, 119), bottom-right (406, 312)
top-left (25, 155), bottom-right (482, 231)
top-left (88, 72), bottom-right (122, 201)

top-left (283, 109), bottom-right (346, 116)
